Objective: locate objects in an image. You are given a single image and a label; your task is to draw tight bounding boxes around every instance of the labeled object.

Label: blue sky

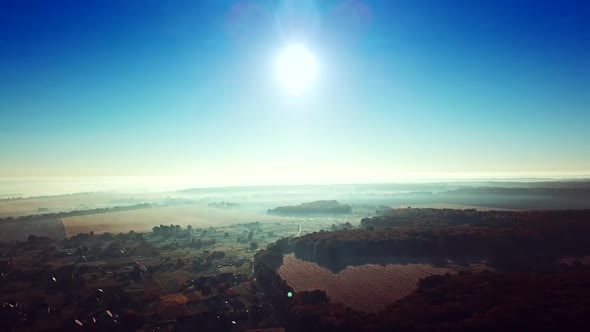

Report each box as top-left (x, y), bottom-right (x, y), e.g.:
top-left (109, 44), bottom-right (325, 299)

top-left (1, 0), bottom-right (589, 185)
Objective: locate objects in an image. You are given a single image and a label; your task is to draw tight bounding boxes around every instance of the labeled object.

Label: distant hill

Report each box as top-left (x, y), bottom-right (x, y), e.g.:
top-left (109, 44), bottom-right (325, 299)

top-left (267, 200), bottom-right (352, 216)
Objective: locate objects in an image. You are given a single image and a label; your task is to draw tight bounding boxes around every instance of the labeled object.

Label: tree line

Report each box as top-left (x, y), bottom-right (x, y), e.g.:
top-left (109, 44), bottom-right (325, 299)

top-left (0, 203), bottom-right (152, 223)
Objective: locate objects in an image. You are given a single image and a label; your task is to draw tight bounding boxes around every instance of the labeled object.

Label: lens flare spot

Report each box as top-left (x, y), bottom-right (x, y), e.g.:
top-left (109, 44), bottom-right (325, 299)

top-left (275, 44), bottom-right (318, 95)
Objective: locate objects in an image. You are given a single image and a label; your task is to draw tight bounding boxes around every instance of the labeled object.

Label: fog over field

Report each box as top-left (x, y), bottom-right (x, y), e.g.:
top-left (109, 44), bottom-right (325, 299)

top-left (2, 178), bottom-right (590, 241)
top-left (61, 205), bottom-right (285, 237)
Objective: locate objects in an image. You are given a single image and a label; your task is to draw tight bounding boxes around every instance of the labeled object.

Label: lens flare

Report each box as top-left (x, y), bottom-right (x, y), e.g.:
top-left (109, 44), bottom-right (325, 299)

top-left (275, 44), bottom-right (318, 95)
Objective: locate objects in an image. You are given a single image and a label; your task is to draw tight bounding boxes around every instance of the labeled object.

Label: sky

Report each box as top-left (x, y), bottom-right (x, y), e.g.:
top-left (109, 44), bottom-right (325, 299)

top-left (1, 0), bottom-right (589, 186)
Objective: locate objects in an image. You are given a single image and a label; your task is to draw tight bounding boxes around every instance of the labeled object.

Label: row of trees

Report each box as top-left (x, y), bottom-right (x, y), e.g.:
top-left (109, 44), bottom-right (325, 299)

top-left (0, 203), bottom-right (152, 223)
top-left (151, 224), bottom-right (190, 238)
top-left (267, 200), bottom-right (352, 216)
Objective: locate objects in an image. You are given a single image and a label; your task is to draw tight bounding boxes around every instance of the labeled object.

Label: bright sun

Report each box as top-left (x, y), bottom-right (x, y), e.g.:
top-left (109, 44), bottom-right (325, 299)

top-left (275, 44), bottom-right (318, 95)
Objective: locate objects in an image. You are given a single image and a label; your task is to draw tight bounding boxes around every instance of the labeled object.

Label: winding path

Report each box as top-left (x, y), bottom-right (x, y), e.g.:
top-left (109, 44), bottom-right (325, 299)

top-left (295, 221), bottom-right (306, 237)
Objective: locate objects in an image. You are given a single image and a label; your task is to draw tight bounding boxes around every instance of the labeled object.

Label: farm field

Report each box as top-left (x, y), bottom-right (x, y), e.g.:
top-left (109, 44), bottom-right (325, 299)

top-left (0, 191), bottom-right (171, 218)
top-left (62, 204), bottom-right (291, 236)
top-left (0, 218), bottom-right (66, 242)
top-left (278, 254), bottom-right (456, 312)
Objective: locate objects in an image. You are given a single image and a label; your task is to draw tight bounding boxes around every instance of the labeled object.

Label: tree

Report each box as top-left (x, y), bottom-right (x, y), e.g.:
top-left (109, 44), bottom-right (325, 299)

top-left (299, 289), bottom-right (329, 305)
top-left (250, 242), bottom-right (259, 250)
top-left (201, 284), bottom-right (212, 296)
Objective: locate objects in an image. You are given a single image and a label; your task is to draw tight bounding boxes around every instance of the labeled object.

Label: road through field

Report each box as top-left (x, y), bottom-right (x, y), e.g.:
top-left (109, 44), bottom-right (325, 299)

top-left (295, 221), bottom-right (306, 237)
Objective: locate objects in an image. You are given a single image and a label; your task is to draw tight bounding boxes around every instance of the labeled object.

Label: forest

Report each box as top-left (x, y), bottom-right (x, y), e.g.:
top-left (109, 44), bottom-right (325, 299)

top-left (294, 209), bottom-right (590, 272)
top-left (250, 208), bottom-right (590, 331)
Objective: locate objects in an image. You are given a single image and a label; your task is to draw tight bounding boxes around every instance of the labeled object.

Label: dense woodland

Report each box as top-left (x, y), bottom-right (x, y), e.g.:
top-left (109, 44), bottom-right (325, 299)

top-left (359, 207), bottom-right (590, 229)
top-left (293, 209), bottom-right (590, 271)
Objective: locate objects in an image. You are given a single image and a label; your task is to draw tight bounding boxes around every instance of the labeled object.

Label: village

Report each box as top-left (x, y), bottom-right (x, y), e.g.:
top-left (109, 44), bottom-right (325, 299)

top-left (0, 220), bottom-right (301, 331)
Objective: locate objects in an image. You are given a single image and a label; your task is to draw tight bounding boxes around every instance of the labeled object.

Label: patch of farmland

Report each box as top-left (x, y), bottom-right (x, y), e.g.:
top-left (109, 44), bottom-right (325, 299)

top-left (278, 254), bottom-right (455, 312)
top-left (160, 293), bottom-right (190, 305)
top-left (0, 192), bottom-right (167, 218)
top-left (0, 218), bottom-right (66, 242)
top-left (62, 204), bottom-right (280, 236)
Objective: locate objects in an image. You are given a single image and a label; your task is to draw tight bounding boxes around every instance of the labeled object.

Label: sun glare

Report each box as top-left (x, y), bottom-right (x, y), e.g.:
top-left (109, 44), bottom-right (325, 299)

top-left (275, 44), bottom-right (318, 95)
